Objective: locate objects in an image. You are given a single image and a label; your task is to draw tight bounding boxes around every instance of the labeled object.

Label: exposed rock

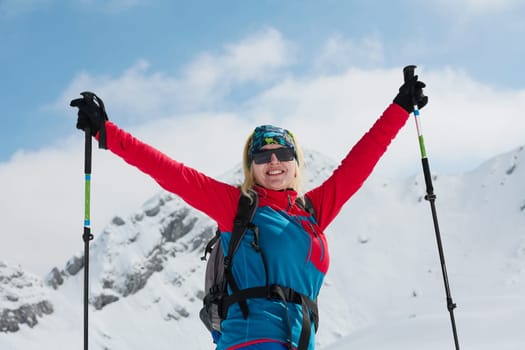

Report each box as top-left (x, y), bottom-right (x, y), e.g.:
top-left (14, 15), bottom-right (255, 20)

top-left (161, 208), bottom-right (197, 242)
top-left (65, 255), bottom-right (84, 276)
top-left (0, 300), bottom-right (54, 332)
top-left (112, 216), bottom-right (126, 226)
top-left (44, 267), bottom-right (64, 289)
top-left (0, 262), bottom-right (54, 333)
top-left (91, 293), bottom-right (120, 310)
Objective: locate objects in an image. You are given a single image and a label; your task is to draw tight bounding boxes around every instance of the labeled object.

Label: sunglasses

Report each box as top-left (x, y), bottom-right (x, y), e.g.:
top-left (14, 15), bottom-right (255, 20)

top-left (252, 148), bottom-right (296, 164)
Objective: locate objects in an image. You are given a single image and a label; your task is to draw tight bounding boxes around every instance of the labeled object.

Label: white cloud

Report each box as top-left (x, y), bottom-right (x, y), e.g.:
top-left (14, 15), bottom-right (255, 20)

top-left (175, 26), bottom-right (295, 106)
top-left (251, 64), bottom-right (525, 177)
top-left (420, 67), bottom-right (525, 168)
top-left (185, 27), bottom-right (294, 85)
top-left (314, 35), bottom-right (385, 72)
top-left (56, 28), bottom-right (294, 124)
top-left (58, 60), bottom-right (184, 123)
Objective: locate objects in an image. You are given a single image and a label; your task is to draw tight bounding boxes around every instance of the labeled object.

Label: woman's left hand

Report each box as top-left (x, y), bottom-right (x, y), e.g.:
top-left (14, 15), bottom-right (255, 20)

top-left (393, 75), bottom-right (428, 113)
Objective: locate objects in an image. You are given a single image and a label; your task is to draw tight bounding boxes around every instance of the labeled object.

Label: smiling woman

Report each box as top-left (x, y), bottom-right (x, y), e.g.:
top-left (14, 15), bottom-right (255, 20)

top-left (69, 69), bottom-right (427, 349)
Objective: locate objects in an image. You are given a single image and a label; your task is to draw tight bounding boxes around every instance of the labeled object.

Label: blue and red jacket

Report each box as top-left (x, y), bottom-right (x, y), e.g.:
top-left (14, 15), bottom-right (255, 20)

top-left (102, 103), bottom-right (409, 349)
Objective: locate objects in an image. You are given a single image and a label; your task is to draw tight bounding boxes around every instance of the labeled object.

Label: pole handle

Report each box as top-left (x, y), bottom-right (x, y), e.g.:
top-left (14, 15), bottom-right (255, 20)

top-left (403, 65), bottom-right (416, 82)
top-left (421, 158), bottom-right (435, 197)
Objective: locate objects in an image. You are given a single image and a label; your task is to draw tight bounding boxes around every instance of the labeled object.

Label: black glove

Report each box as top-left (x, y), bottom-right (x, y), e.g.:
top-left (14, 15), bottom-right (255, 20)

top-left (393, 75), bottom-right (428, 113)
top-left (70, 92), bottom-right (108, 149)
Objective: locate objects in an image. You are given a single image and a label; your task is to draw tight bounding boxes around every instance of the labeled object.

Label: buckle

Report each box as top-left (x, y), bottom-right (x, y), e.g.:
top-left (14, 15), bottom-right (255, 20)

top-left (267, 284), bottom-right (283, 300)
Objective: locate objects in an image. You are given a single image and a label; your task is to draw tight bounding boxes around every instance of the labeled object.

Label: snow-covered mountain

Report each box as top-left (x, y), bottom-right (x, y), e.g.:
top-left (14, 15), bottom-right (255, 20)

top-left (1, 146), bottom-right (524, 349)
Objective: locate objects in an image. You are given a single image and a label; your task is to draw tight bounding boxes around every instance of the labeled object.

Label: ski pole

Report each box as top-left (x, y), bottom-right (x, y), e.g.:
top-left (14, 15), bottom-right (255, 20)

top-left (82, 109), bottom-right (94, 350)
top-left (403, 65), bottom-right (461, 350)
top-left (71, 91), bottom-right (107, 350)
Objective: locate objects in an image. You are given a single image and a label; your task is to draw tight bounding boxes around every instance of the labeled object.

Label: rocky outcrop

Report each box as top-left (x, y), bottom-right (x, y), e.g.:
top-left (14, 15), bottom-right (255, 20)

top-left (0, 262), bottom-right (54, 332)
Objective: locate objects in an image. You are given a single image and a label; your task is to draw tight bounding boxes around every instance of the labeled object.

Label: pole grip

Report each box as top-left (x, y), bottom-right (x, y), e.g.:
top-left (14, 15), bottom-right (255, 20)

top-left (403, 65), bottom-right (416, 82)
top-left (421, 157), bottom-right (435, 197)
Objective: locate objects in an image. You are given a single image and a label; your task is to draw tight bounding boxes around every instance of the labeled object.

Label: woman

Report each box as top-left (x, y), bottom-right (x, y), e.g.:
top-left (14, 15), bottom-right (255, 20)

top-left (71, 73), bottom-right (427, 350)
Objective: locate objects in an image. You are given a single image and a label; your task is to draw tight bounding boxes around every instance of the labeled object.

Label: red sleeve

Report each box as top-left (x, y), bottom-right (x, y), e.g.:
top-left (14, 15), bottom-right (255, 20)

top-left (306, 103), bottom-right (410, 230)
top-left (102, 121), bottom-right (240, 231)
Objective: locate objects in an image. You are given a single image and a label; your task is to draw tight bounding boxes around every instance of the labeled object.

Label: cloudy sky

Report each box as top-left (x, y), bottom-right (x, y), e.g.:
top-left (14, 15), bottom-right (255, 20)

top-left (1, 0), bottom-right (524, 275)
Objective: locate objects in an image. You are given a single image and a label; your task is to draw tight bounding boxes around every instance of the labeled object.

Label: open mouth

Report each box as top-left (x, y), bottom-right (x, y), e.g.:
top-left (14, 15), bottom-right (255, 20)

top-left (267, 169), bottom-right (285, 176)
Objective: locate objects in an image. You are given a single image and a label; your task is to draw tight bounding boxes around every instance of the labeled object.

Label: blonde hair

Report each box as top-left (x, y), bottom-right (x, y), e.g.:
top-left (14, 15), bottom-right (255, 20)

top-left (240, 130), bottom-right (304, 199)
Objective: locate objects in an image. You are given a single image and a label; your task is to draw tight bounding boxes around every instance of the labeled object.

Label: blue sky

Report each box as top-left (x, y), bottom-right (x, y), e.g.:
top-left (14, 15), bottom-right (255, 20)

top-left (2, 0), bottom-right (524, 162)
top-left (1, 0), bottom-right (525, 274)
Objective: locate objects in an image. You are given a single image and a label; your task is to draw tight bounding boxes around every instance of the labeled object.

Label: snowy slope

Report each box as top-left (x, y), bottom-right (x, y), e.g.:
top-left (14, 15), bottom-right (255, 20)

top-left (1, 146), bottom-right (524, 349)
top-left (322, 145), bottom-right (525, 348)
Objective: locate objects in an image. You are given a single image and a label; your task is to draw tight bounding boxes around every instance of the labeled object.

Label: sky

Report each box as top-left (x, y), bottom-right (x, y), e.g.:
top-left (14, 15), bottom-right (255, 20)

top-left (1, 0), bottom-right (525, 275)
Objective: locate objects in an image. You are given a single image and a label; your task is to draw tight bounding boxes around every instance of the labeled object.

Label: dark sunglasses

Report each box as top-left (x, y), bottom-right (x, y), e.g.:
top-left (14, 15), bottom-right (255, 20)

top-left (252, 148), bottom-right (296, 164)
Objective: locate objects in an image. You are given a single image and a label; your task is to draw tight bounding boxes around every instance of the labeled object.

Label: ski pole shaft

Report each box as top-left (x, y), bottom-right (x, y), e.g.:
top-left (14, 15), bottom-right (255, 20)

top-left (83, 128), bottom-right (94, 350)
top-left (404, 65), bottom-right (460, 350)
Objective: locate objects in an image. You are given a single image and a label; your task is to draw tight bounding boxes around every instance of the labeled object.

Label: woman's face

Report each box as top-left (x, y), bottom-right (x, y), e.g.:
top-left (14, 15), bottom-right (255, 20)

top-left (251, 144), bottom-right (297, 191)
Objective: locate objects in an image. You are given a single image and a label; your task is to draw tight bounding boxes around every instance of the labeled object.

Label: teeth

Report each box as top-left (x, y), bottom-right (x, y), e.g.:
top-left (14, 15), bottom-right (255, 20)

top-left (268, 170), bottom-right (284, 175)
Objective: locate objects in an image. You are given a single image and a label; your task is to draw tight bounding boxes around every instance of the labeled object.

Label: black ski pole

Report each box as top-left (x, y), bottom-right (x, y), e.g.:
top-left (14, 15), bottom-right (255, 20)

top-left (83, 123), bottom-right (93, 350)
top-left (403, 65), bottom-right (460, 350)
top-left (71, 91), bottom-right (107, 350)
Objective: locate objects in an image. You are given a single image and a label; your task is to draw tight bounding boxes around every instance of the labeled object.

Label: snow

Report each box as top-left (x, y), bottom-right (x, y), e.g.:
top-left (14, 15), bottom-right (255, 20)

top-left (331, 295), bottom-right (525, 349)
top-left (1, 146), bottom-right (524, 349)
top-left (0, 263), bottom-right (48, 310)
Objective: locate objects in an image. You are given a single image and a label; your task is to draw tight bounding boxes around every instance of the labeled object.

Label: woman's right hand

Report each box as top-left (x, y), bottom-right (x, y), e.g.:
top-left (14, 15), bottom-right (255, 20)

top-left (70, 92), bottom-right (108, 136)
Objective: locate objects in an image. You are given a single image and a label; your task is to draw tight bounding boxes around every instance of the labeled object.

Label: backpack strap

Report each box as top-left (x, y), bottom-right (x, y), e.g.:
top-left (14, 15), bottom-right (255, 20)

top-left (201, 229), bottom-right (221, 261)
top-left (297, 195), bottom-right (316, 218)
top-left (223, 190), bottom-right (259, 319)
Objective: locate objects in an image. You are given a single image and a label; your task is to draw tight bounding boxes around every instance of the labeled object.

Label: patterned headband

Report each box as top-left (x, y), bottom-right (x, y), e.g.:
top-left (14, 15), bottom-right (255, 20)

top-left (248, 125), bottom-right (296, 165)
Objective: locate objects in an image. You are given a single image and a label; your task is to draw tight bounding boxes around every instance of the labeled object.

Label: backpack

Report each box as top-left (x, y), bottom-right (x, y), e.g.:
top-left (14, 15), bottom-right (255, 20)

top-left (199, 190), bottom-right (319, 350)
